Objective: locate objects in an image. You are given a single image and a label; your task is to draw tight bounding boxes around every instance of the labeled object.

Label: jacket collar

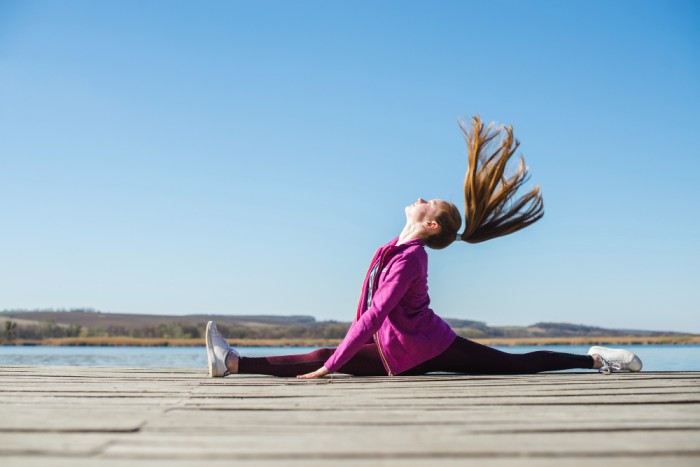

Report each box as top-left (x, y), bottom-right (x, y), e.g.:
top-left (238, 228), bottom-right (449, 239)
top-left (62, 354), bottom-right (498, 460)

top-left (388, 236), bottom-right (424, 249)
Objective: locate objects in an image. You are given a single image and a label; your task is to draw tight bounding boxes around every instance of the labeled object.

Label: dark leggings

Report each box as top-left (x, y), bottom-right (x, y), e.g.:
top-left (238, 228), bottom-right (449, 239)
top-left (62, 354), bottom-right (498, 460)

top-left (238, 336), bottom-right (594, 377)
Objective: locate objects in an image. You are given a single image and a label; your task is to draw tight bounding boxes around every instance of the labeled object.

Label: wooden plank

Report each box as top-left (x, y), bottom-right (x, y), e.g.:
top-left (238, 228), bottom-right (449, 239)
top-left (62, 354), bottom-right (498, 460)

top-left (97, 430), bottom-right (700, 457)
top-left (3, 455), bottom-right (698, 467)
top-left (0, 407), bottom-right (149, 432)
top-left (148, 406), bottom-right (700, 431)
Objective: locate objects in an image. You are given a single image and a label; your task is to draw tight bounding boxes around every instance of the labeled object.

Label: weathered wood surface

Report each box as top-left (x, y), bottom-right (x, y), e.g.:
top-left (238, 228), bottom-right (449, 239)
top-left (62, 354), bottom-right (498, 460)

top-left (1, 366), bottom-right (699, 466)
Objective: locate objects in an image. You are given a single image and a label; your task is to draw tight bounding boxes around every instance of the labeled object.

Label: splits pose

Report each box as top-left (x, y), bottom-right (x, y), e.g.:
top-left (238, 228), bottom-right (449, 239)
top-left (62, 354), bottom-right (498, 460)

top-left (206, 116), bottom-right (643, 379)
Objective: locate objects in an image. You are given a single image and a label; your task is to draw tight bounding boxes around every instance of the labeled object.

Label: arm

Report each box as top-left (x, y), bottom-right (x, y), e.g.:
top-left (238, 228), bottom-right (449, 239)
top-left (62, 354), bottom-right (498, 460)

top-left (298, 253), bottom-right (421, 378)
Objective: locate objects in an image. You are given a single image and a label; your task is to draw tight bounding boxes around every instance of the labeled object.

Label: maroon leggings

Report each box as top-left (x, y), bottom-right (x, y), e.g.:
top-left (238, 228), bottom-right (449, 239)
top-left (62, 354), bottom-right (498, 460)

top-left (238, 336), bottom-right (594, 377)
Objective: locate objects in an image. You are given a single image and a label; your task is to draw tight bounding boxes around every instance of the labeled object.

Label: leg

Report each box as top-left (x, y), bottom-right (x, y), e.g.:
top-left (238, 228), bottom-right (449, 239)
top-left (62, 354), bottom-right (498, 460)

top-left (236, 344), bottom-right (387, 377)
top-left (207, 321), bottom-right (386, 378)
top-left (402, 336), bottom-right (594, 375)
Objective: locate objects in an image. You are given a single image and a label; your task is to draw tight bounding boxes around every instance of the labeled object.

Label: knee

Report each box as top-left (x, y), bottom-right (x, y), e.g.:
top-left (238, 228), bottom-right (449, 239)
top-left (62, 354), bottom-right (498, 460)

top-left (308, 348), bottom-right (335, 361)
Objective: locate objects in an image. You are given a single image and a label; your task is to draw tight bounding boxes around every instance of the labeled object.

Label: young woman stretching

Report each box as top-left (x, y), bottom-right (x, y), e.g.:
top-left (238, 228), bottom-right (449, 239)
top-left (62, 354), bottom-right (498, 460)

top-left (206, 116), bottom-right (643, 379)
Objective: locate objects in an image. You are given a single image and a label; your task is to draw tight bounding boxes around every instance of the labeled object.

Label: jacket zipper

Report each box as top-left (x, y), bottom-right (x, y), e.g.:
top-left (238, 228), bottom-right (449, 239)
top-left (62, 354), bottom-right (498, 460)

top-left (375, 331), bottom-right (394, 376)
top-left (372, 247), bottom-right (395, 376)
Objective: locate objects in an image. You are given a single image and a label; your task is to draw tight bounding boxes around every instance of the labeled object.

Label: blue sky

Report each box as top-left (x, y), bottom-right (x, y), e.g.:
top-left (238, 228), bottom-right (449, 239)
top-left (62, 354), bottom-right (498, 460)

top-left (1, 1), bottom-right (698, 332)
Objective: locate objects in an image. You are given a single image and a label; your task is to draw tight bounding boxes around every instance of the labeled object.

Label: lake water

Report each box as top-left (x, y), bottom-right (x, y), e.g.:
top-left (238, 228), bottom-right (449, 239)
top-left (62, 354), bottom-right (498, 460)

top-left (1, 345), bottom-right (699, 371)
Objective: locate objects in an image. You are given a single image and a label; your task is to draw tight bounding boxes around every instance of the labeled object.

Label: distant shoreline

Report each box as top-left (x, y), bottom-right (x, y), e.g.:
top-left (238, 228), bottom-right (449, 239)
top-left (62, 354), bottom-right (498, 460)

top-left (3, 334), bottom-right (699, 347)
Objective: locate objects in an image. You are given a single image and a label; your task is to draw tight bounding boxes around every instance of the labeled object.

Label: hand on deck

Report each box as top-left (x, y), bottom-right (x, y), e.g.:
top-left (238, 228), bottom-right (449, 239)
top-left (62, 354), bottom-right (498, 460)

top-left (296, 366), bottom-right (330, 379)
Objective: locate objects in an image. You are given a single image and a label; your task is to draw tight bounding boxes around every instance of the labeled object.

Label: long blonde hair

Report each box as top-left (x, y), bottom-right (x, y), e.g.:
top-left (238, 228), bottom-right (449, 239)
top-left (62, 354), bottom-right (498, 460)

top-left (424, 116), bottom-right (544, 249)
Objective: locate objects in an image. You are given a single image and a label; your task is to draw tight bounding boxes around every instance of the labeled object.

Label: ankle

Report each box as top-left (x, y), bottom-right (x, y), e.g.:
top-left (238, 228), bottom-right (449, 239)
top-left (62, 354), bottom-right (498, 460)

top-left (591, 354), bottom-right (603, 369)
top-left (225, 351), bottom-right (239, 374)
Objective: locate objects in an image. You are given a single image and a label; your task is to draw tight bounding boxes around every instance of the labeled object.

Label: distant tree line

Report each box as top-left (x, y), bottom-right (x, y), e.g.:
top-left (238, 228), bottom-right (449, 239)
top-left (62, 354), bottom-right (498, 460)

top-left (1, 318), bottom-right (350, 343)
top-left (3, 318), bottom-right (83, 342)
top-left (2, 309), bottom-right (665, 344)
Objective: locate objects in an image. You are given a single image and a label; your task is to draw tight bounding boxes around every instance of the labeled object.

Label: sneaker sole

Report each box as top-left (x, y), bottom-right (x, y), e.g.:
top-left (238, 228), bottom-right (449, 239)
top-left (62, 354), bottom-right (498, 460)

top-left (205, 321), bottom-right (215, 377)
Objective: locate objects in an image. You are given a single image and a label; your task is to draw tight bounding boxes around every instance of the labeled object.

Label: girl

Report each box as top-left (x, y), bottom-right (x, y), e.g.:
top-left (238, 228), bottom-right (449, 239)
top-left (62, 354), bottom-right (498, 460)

top-left (206, 117), bottom-right (642, 378)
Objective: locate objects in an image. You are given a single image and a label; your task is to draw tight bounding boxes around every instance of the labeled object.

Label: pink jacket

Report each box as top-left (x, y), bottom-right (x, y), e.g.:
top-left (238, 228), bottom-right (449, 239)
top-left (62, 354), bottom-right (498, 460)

top-left (324, 237), bottom-right (457, 375)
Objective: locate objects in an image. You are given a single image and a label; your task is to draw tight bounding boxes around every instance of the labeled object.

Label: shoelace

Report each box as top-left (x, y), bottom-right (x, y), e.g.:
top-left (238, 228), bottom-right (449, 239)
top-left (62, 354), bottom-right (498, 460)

top-left (598, 356), bottom-right (623, 375)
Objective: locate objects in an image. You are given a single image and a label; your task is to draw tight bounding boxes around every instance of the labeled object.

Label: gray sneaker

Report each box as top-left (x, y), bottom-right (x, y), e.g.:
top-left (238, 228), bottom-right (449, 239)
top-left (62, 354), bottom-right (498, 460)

top-left (588, 345), bottom-right (643, 374)
top-left (206, 321), bottom-right (238, 377)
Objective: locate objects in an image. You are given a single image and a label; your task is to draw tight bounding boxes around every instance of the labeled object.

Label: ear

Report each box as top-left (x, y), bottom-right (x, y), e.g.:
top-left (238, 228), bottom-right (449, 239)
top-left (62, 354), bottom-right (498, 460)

top-left (423, 220), bottom-right (440, 232)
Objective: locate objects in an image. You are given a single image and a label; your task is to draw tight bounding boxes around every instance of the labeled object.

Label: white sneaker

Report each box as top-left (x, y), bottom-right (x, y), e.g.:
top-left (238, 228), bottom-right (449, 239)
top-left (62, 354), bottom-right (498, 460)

top-left (588, 346), bottom-right (643, 374)
top-left (206, 321), bottom-right (238, 377)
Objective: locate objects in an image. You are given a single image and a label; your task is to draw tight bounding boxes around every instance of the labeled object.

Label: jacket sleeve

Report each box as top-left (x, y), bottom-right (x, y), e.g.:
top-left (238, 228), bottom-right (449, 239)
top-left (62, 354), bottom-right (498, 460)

top-left (324, 253), bottom-right (421, 373)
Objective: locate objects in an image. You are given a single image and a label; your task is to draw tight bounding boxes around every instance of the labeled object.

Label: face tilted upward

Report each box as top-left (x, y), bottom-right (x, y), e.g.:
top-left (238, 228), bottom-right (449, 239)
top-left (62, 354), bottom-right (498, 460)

top-left (405, 198), bottom-right (443, 223)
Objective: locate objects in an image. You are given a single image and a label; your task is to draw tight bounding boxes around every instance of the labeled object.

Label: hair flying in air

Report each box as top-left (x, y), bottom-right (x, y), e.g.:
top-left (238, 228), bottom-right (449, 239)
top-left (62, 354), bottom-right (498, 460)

top-left (457, 115), bottom-right (544, 244)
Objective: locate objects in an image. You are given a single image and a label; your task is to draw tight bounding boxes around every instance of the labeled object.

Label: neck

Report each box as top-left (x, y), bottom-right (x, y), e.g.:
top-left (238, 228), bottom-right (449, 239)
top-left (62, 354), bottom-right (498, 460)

top-left (397, 223), bottom-right (422, 246)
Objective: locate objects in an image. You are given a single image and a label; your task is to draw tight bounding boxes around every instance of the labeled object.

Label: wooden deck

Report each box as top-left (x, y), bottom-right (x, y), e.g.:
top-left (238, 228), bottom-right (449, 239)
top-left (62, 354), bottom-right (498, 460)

top-left (1, 366), bottom-right (699, 466)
